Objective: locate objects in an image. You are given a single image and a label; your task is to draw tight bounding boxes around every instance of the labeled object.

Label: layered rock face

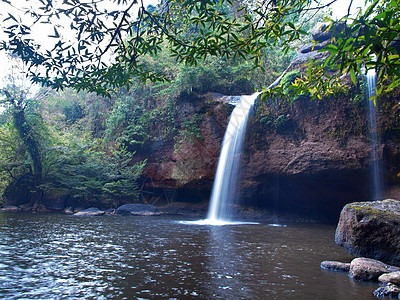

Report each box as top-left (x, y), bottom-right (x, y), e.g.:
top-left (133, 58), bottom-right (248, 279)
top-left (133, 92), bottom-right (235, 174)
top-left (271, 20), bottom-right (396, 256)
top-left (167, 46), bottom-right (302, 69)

top-left (335, 199), bottom-right (400, 266)
top-left (240, 92), bottom-right (371, 220)
top-left (138, 93), bottom-right (233, 203)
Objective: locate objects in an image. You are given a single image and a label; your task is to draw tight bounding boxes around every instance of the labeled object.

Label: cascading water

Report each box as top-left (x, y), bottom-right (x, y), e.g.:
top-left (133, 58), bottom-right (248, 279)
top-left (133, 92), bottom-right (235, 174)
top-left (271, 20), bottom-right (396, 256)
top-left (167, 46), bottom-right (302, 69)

top-left (366, 68), bottom-right (383, 200)
top-left (182, 92), bottom-right (260, 225)
top-left (206, 92), bottom-right (260, 224)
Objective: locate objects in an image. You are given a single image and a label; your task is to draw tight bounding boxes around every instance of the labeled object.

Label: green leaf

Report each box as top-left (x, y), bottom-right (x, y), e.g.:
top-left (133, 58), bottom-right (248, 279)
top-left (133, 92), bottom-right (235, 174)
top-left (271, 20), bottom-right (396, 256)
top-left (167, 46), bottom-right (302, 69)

top-left (349, 67), bottom-right (356, 85)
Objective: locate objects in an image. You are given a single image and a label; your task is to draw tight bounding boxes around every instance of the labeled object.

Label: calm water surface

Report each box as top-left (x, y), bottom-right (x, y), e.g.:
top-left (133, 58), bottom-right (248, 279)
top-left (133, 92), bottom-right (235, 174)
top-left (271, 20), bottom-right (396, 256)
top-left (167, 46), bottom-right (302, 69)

top-left (0, 213), bottom-right (378, 299)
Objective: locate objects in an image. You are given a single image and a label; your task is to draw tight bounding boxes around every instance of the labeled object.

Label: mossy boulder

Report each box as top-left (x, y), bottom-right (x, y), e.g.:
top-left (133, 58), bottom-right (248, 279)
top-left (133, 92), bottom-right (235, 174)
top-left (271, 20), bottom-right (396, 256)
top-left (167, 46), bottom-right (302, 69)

top-left (335, 199), bottom-right (400, 267)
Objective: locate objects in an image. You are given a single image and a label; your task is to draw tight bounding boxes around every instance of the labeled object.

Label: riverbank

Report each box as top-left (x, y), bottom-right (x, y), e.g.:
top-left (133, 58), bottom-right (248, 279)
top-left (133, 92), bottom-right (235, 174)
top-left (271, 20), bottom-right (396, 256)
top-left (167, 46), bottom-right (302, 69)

top-left (0, 200), bottom-right (332, 224)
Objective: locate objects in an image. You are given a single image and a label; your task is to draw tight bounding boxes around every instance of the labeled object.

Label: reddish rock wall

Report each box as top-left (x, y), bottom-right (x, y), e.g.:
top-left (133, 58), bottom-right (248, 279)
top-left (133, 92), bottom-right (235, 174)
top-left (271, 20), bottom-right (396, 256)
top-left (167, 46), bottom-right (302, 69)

top-left (138, 62), bottom-right (400, 221)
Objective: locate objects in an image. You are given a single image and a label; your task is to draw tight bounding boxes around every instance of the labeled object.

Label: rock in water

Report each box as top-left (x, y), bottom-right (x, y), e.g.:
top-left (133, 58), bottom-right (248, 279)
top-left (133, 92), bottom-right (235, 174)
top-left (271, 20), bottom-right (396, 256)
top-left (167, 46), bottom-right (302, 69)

top-left (335, 199), bottom-right (400, 267)
top-left (373, 283), bottom-right (400, 298)
top-left (0, 205), bottom-right (21, 212)
top-left (379, 272), bottom-right (400, 285)
top-left (321, 261), bottom-right (351, 272)
top-left (116, 204), bottom-right (159, 216)
top-left (74, 207), bottom-right (105, 216)
top-left (349, 258), bottom-right (398, 281)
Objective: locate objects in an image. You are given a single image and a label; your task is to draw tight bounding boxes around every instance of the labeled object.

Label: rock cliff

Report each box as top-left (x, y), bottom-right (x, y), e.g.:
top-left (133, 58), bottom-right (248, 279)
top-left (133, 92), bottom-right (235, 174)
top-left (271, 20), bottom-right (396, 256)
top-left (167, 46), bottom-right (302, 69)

top-left (135, 26), bottom-right (400, 221)
top-left (137, 86), bottom-right (400, 221)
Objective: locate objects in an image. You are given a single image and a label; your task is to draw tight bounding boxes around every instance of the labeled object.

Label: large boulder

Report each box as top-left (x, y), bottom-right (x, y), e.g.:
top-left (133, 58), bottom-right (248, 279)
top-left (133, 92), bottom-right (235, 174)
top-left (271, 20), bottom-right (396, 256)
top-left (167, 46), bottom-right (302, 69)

top-left (349, 258), bottom-right (399, 281)
top-left (335, 199), bottom-right (400, 266)
top-left (116, 204), bottom-right (159, 216)
top-left (159, 201), bottom-right (208, 216)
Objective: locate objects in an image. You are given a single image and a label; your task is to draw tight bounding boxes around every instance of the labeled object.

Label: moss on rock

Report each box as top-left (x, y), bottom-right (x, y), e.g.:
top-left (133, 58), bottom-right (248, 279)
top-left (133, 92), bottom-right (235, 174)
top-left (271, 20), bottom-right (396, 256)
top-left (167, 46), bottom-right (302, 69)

top-left (336, 199), bottom-right (400, 267)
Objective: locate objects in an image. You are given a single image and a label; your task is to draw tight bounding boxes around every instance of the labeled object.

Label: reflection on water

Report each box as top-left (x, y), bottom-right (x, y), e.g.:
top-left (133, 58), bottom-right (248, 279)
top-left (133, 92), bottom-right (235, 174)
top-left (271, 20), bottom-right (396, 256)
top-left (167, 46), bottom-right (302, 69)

top-left (179, 219), bottom-right (259, 225)
top-left (0, 213), bottom-right (378, 299)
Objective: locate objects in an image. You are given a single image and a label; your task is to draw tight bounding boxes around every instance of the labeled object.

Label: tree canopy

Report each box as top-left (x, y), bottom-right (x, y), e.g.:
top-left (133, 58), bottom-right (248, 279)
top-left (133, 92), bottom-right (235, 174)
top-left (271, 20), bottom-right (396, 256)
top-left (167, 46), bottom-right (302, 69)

top-left (0, 0), bottom-right (399, 98)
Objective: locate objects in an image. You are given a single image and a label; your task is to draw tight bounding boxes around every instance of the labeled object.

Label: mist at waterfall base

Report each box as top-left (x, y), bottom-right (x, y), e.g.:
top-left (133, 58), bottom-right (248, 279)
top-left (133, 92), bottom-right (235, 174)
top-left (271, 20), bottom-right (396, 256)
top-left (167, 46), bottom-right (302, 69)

top-left (182, 93), bottom-right (261, 226)
top-left (366, 69), bottom-right (384, 200)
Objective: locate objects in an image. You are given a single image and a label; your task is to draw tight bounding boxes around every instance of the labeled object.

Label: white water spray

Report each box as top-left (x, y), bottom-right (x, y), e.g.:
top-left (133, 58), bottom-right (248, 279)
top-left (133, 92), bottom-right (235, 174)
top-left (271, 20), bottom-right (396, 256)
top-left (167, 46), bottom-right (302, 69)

top-left (201, 92), bottom-right (260, 225)
top-left (366, 68), bottom-right (383, 200)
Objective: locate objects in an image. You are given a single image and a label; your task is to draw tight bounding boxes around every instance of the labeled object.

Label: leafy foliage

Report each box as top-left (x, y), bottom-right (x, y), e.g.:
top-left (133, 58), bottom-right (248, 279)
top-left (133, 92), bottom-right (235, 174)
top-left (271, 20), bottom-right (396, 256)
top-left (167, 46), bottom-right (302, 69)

top-left (42, 134), bottom-right (146, 207)
top-left (1, 0), bottom-right (336, 96)
top-left (0, 85), bottom-right (146, 208)
top-left (0, 121), bottom-right (30, 201)
top-left (174, 113), bottom-right (203, 153)
top-left (269, 0), bottom-right (400, 100)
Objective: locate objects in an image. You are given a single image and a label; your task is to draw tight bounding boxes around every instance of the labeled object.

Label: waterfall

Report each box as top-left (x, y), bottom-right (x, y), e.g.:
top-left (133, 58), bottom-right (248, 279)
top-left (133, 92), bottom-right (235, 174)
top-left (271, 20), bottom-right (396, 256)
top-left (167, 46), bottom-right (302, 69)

top-left (366, 68), bottom-right (383, 200)
top-left (181, 92), bottom-right (260, 226)
top-left (206, 92), bottom-right (260, 224)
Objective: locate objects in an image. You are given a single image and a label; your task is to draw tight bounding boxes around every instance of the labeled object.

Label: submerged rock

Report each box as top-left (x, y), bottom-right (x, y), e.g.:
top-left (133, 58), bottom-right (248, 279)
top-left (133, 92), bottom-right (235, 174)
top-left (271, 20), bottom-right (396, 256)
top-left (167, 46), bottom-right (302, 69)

top-left (74, 207), bottom-right (105, 216)
top-left (335, 199), bottom-right (400, 267)
top-left (320, 261), bottom-right (351, 272)
top-left (116, 204), bottom-right (159, 216)
top-left (379, 272), bottom-right (400, 285)
top-left (349, 258), bottom-right (399, 281)
top-left (373, 283), bottom-right (400, 298)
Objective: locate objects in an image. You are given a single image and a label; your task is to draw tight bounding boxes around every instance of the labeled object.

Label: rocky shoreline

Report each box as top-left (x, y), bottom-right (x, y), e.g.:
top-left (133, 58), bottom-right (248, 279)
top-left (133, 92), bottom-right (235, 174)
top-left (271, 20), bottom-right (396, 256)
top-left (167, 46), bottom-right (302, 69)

top-left (322, 258), bottom-right (400, 298)
top-left (323, 199), bottom-right (400, 298)
top-left (0, 201), bottom-right (322, 223)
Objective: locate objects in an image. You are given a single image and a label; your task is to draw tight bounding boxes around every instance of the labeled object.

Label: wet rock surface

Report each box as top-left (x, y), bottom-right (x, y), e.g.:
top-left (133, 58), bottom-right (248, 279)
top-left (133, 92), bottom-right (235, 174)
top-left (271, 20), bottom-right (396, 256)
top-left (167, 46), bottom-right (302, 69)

top-left (335, 199), bottom-right (400, 266)
top-left (0, 205), bottom-right (21, 212)
top-left (116, 204), bottom-right (159, 216)
top-left (373, 283), bottom-right (400, 298)
top-left (320, 261), bottom-right (351, 272)
top-left (379, 272), bottom-right (400, 285)
top-left (349, 258), bottom-right (399, 281)
top-left (74, 207), bottom-right (105, 216)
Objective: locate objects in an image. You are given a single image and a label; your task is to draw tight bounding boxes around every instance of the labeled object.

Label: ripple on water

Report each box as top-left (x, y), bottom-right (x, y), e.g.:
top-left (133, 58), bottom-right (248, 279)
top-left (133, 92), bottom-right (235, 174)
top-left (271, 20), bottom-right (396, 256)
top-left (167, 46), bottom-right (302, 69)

top-left (179, 219), bottom-right (259, 226)
top-left (0, 213), bottom-right (379, 299)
